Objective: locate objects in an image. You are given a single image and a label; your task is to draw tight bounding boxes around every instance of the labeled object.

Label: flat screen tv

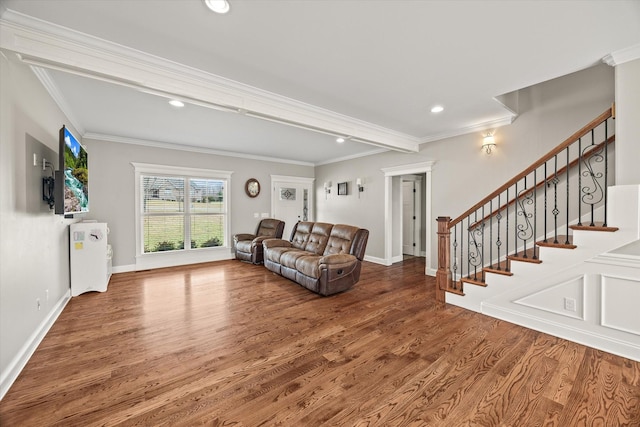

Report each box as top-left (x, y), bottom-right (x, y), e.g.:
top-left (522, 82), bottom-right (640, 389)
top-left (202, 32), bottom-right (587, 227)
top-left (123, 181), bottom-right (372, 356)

top-left (55, 125), bottom-right (89, 215)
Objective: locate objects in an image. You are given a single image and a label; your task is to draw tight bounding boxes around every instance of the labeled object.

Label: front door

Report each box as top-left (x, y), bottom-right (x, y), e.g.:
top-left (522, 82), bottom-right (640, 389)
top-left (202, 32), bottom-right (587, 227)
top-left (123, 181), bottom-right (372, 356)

top-left (271, 176), bottom-right (314, 240)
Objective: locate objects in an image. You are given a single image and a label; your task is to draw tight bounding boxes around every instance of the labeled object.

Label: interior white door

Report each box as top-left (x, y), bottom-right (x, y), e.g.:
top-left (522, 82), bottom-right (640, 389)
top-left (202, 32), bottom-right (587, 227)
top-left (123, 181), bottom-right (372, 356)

top-left (402, 180), bottom-right (416, 255)
top-left (271, 177), bottom-right (314, 240)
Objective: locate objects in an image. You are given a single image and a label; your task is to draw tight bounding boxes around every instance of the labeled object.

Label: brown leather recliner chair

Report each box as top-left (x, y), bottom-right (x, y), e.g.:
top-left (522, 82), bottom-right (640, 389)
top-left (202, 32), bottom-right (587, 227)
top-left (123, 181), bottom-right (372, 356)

top-left (233, 218), bottom-right (285, 264)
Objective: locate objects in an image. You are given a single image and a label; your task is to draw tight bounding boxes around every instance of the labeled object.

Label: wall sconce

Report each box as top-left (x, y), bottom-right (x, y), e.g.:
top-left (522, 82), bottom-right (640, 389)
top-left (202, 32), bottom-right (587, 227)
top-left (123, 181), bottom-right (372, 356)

top-left (482, 133), bottom-right (496, 155)
top-left (356, 178), bottom-right (364, 198)
top-left (324, 181), bottom-right (331, 199)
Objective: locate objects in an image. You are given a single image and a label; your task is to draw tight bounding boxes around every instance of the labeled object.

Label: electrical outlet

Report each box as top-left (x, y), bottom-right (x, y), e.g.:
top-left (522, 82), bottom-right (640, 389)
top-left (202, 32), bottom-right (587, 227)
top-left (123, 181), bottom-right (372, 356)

top-left (42, 157), bottom-right (47, 171)
top-left (564, 297), bottom-right (576, 312)
top-left (33, 153), bottom-right (38, 166)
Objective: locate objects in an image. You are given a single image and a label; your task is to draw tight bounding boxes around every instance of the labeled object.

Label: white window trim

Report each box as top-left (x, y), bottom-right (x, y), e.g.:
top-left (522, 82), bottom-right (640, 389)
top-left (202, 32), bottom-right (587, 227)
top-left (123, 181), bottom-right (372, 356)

top-left (132, 162), bottom-right (233, 271)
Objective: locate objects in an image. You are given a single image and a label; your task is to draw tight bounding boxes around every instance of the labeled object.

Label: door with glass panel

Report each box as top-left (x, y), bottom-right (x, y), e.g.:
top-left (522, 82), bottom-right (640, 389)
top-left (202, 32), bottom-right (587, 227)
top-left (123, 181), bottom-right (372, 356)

top-left (271, 176), bottom-right (314, 240)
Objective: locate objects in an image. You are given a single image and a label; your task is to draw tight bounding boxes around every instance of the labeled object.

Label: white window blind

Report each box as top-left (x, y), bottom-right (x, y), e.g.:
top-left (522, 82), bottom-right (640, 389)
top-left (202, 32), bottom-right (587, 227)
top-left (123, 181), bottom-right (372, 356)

top-left (141, 175), bottom-right (227, 253)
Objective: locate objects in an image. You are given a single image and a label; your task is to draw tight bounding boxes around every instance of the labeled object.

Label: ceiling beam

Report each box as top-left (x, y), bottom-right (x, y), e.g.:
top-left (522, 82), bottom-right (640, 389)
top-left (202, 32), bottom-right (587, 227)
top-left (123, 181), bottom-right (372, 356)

top-left (0, 10), bottom-right (421, 154)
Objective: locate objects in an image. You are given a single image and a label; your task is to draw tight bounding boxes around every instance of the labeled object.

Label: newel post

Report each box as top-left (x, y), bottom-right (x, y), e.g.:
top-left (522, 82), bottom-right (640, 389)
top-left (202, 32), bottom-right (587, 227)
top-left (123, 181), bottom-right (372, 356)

top-left (436, 216), bottom-right (452, 303)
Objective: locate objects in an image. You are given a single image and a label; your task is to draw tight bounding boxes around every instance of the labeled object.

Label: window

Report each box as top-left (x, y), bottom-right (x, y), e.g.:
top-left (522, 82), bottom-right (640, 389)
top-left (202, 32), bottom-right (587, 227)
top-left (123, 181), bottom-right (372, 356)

top-left (133, 163), bottom-right (232, 269)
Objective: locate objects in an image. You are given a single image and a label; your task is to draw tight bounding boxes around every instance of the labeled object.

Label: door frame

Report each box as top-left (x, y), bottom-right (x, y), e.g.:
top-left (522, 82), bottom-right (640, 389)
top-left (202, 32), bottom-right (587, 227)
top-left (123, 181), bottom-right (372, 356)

top-left (381, 161), bottom-right (435, 275)
top-left (270, 175), bottom-right (315, 237)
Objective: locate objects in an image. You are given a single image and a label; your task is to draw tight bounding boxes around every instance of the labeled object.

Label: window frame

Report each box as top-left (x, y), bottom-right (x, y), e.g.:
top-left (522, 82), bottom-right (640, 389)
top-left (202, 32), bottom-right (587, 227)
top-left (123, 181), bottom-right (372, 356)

top-left (133, 162), bottom-right (233, 270)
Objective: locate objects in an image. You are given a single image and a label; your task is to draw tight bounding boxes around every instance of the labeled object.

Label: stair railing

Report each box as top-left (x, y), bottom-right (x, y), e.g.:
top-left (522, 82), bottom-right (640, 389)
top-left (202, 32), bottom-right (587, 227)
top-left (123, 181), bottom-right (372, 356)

top-left (436, 106), bottom-right (615, 302)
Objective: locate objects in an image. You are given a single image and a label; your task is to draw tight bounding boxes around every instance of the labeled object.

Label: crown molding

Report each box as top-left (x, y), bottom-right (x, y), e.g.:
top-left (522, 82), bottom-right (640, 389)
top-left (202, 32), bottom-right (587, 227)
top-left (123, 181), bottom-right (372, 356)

top-left (418, 114), bottom-right (516, 145)
top-left (83, 132), bottom-right (316, 167)
top-left (602, 43), bottom-right (640, 66)
top-left (29, 64), bottom-right (85, 135)
top-left (0, 9), bottom-right (420, 154)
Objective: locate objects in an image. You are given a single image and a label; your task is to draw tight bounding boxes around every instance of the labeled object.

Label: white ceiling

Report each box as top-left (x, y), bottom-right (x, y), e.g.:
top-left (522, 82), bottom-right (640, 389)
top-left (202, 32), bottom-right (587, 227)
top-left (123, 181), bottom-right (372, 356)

top-left (1, 0), bottom-right (639, 165)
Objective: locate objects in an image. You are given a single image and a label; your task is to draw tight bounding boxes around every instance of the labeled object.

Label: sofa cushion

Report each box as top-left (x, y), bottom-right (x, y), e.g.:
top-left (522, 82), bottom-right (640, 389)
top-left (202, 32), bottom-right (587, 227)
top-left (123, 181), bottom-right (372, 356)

top-left (291, 222), bottom-right (314, 249)
top-left (280, 249), bottom-right (309, 269)
top-left (256, 219), bottom-right (282, 238)
top-left (323, 224), bottom-right (359, 256)
top-left (265, 246), bottom-right (295, 264)
top-left (295, 255), bottom-right (323, 278)
top-left (303, 222), bottom-right (333, 255)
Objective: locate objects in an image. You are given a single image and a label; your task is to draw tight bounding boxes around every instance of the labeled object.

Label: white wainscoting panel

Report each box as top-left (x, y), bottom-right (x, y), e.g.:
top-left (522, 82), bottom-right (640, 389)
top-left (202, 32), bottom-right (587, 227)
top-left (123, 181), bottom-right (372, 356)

top-left (601, 274), bottom-right (640, 335)
top-left (515, 275), bottom-right (585, 320)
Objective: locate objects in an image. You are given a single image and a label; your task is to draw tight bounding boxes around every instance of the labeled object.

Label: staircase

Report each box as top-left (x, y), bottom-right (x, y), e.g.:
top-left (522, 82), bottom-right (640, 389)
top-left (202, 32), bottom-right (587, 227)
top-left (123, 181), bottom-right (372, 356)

top-left (436, 106), bottom-right (640, 361)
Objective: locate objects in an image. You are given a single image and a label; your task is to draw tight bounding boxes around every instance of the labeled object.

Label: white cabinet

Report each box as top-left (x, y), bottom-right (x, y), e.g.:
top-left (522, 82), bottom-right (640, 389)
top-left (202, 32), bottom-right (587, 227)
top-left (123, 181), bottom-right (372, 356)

top-left (70, 222), bottom-right (112, 297)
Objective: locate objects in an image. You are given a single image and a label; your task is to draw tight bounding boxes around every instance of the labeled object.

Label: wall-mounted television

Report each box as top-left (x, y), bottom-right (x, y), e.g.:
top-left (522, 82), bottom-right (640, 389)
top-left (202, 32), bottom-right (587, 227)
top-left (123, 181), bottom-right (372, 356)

top-left (54, 125), bottom-right (89, 215)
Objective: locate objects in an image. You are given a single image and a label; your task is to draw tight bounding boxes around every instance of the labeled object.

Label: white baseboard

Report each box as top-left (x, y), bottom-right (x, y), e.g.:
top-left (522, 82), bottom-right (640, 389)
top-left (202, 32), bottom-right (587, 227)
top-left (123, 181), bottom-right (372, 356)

top-left (363, 255), bottom-right (391, 266)
top-left (0, 290), bottom-right (71, 400)
top-left (482, 301), bottom-right (640, 362)
top-left (112, 264), bottom-right (135, 273)
top-left (135, 248), bottom-right (233, 271)
top-left (426, 267), bottom-right (437, 276)
top-left (391, 255), bottom-right (404, 264)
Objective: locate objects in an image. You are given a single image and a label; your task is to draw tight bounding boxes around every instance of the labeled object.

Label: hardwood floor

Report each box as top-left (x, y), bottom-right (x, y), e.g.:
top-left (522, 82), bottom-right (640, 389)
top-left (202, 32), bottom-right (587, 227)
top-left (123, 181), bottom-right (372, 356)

top-left (1, 257), bottom-right (639, 426)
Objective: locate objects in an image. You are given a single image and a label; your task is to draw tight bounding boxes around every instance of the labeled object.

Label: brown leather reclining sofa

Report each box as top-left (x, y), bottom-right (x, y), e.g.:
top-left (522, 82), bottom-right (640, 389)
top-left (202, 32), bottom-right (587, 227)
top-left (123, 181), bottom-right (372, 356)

top-left (263, 221), bottom-right (369, 296)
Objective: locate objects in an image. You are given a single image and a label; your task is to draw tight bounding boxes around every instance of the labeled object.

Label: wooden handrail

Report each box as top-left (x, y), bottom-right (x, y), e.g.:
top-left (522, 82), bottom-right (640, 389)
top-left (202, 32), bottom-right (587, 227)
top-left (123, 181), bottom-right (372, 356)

top-left (468, 135), bottom-right (615, 230)
top-left (450, 107), bottom-right (613, 229)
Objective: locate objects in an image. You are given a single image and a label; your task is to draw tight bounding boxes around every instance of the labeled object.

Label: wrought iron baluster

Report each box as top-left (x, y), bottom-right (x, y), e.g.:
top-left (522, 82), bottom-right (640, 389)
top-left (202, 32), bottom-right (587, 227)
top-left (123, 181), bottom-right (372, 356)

top-left (496, 194), bottom-right (502, 270)
top-left (604, 119), bottom-right (609, 226)
top-left (544, 162), bottom-right (548, 242)
top-left (505, 187), bottom-right (509, 269)
top-left (581, 128), bottom-right (604, 227)
top-left (516, 176), bottom-right (533, 258)
top-left (481, 206), bottom-right (485, 281)
top-left (514, 181), bottom-right (518, 256)
top-left (578, 137), bottom-right (583, 226)
top-left (460, 217), bottom-right (464, 285)
top-left (553, 155), bottom-right (559, 244)
top-left (533, 169), bottom-right (538, 259)
top-left (489, 200), bottom-right (493, 269)
top-left (467, 216), bottom-right (470, 281)
top-left (452, 223), bottom-right (458, 290)
top-left (565, 147), bottom-right (570, 244)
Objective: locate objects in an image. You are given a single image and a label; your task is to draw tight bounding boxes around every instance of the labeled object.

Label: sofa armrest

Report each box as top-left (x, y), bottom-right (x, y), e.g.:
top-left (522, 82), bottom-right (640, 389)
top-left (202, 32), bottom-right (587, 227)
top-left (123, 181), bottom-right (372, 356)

top-left (262, 238), bottom-right (292, 250)
top-left (319, 253), bottom-right (357, 265)
top-left (234, 233), bottom-right (256, 243)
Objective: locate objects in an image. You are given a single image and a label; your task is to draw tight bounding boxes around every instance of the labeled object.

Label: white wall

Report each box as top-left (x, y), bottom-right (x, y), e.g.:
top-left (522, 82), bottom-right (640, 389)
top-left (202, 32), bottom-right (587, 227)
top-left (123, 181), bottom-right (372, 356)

top-left (0, 53), bottom-right (78, 396)
top-left (315, 64), bottom-right (615, 267)
top-left (85, 138), bottom-right (314, 270)
top-left (615, 58), bottom-right (640, 186)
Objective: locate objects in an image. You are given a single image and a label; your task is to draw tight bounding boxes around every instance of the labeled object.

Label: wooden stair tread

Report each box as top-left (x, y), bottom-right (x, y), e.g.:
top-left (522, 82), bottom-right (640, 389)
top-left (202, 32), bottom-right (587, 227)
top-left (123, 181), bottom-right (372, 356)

top-left (445, 282), bottom-right (465, 296)
top-left (537, 235), bottom-right (577, 249)
top-left (461, 276), bottom-right (487, 287)
top-left (570, 222), bottom-right (618, 232)
top-left (484, 260), bottom-right (513, 276)
top-left (507, 248), bottom-right (543, 264)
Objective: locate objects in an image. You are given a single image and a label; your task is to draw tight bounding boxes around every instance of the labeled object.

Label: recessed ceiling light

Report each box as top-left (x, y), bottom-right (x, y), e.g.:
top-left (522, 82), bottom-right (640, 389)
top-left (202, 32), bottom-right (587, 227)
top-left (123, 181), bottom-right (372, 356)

top-left (204, 0), bottom-right (230, 14)
top-left (431, 105), bottom-right (444, 113)
top-left (336, 137), bottom-right (345, 143)
top-left (169, 99), bottom-right (185, 108)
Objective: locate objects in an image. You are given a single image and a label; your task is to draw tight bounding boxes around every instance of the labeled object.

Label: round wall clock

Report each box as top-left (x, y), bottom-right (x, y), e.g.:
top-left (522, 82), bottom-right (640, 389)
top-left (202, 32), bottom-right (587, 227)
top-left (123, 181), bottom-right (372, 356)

top-left (245, 178), bottom-right (260, 198)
